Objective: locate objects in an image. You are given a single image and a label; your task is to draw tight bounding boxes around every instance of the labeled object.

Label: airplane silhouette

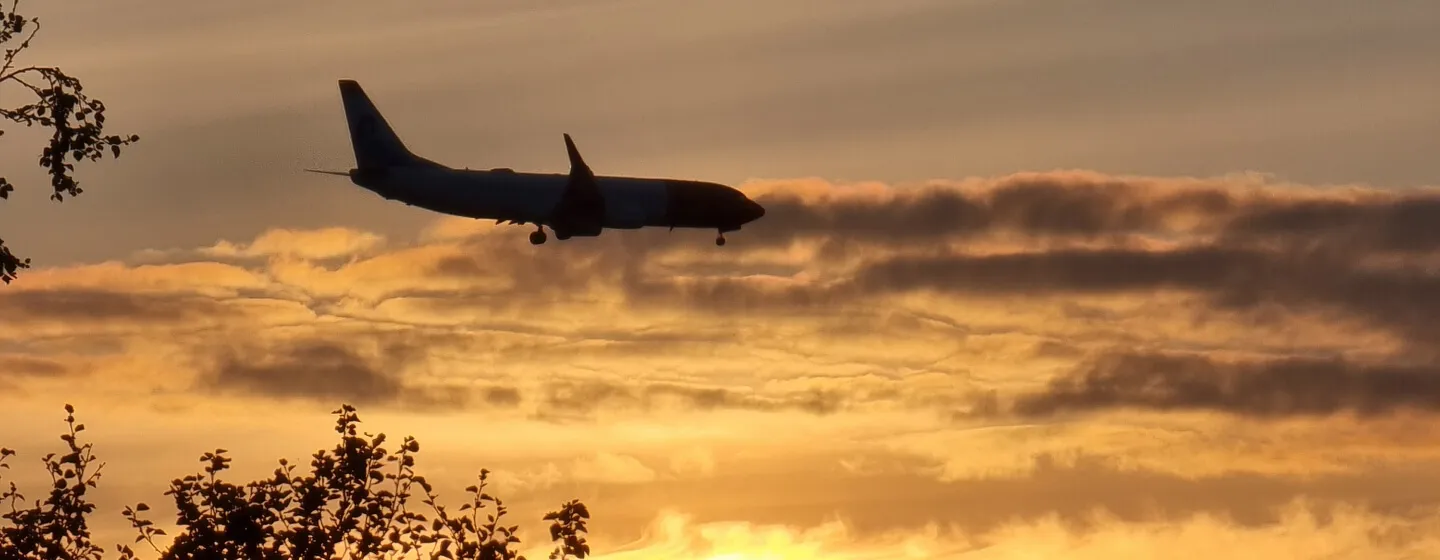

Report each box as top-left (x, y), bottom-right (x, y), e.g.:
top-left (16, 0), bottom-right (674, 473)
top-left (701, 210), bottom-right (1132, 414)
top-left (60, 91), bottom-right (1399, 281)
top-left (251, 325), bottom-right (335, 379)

top-left (307, 80), bottom-right (766, 246)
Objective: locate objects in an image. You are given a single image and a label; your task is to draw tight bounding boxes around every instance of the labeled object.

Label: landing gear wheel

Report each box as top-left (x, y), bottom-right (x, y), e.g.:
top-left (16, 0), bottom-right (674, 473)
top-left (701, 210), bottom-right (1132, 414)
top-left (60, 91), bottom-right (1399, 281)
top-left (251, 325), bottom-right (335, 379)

top-left (529, 230), bottom-right (547, 245)
top-left (715, 234), bottom-right (726, 246)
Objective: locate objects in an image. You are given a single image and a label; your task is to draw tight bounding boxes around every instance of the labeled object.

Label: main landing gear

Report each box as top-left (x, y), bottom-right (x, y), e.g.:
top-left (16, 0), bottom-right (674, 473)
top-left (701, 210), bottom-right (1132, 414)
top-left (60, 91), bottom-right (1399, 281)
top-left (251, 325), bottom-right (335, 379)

top-left (715, 232), bottom-right (726, 246)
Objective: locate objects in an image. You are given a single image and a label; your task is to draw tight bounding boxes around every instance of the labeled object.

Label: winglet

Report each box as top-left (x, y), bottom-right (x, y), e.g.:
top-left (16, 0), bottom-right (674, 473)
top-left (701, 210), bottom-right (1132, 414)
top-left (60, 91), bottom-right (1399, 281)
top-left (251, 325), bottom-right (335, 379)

top-left (563, 133), bottom-right (592, 178)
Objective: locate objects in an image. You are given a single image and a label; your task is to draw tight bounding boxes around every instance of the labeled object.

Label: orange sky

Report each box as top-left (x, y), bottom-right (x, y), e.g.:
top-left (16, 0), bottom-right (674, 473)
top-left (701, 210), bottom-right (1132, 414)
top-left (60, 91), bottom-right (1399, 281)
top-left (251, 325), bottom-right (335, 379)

top-left (3, 1), bottom-right (1440, 558)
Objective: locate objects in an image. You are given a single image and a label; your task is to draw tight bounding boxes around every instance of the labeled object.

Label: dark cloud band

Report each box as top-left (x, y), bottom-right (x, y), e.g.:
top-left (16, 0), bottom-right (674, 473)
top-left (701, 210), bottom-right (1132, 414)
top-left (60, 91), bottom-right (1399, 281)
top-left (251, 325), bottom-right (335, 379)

top-left (1010, 351), bottom-right (1440, 418)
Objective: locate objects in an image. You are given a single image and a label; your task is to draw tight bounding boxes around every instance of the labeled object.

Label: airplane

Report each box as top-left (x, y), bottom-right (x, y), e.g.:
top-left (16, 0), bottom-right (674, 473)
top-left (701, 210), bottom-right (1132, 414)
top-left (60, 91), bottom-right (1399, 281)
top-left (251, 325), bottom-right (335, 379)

top-left (306, 79), bottom-right (765, 246)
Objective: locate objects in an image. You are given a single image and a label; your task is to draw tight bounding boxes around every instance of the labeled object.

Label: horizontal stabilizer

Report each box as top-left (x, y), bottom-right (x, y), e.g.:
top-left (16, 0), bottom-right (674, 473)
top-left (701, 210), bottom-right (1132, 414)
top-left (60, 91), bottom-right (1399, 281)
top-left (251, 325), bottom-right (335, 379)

top-left (304, 168), bottom-right (352, 176)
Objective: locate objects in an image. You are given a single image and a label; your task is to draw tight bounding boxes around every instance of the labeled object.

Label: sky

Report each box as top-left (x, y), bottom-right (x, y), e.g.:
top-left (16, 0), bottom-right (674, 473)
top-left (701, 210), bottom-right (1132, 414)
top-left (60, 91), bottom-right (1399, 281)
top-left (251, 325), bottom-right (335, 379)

top-left (3, 0), bottom-right (1440, 557)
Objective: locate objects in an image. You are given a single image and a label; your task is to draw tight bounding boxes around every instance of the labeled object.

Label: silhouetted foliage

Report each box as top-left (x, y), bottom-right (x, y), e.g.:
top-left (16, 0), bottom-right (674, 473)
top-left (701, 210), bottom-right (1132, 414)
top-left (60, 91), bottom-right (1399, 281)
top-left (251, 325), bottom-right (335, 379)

top-left (0, 404), bottom-right (590, 560)
top-left (0, 0), bottom-right (140, 284)
top-left (0, 404), bottom-right (105, 560)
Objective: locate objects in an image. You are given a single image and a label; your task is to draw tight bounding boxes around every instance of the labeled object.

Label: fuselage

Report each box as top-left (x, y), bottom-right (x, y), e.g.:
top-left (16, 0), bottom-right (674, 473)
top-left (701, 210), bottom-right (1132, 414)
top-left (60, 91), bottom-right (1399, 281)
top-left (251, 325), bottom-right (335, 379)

top-left (351, 164), bottom-right (765, 233)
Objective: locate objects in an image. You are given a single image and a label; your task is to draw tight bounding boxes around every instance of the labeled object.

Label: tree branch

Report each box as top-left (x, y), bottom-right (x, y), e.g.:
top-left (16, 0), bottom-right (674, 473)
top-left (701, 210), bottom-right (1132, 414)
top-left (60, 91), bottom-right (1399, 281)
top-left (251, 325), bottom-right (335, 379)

top-left (0, 0), bottom-right (140, 284)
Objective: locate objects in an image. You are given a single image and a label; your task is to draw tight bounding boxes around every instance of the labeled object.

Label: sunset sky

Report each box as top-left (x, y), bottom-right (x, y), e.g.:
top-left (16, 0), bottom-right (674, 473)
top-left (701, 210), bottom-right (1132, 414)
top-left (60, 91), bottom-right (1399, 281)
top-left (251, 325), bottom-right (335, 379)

top-left (4, 0), bottom-right (1440, 558)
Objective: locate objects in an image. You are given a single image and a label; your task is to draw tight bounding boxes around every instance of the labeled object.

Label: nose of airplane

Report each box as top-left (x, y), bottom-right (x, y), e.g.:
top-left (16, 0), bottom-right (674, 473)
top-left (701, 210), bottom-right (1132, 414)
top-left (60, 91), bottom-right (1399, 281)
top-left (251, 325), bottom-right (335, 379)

top-left (745, 198), bottom-right (765, 221)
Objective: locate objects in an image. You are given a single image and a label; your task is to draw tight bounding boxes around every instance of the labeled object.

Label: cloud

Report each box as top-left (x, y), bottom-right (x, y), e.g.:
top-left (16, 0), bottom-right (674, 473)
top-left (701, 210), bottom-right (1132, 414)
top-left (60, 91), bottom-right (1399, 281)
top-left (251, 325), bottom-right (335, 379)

top-left (504, 444), bottom-right (1440, 557)
top-left (851, 245), bottom-right (1264, 295)
top-left (736, 172), bottom-right (1440, 249)
top-left (0, 288), bottom-right (241, 324)
top-left (8, 170), bottom-right (1440, 429)
top-left (382, 172), bottom-right (1440, 352)
top-left (1222, 194), bottom-right (1440, 254)
top-left (841, 239), bottom-right (1440, 351)
top-left (577, 500), bottom-right (1440, 560)
top-left (0, 355), bottom-right (70, 378)
top-left (706, 174), bottom-right (1440, 354)
top-left (537, 379), bottom-right (849, 419)
top-left (571, 452), bottom-right (659, 485)
top-left (196, 335), bottom-right (496, 410)
top-left (1009, 350), bottom-right (1440, 419)
top-left (0, 354), bottom-right (73, 394)
top-left (740, 172), bottom-right (1241, 245)
top-left (201, 226), bottom-right (388, 262)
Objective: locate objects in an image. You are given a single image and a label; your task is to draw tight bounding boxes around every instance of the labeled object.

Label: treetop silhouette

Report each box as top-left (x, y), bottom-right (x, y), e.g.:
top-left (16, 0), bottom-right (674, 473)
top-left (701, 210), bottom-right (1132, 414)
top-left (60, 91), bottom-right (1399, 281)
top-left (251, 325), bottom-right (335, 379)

top-left (0, 404), bottom-right (591, 560)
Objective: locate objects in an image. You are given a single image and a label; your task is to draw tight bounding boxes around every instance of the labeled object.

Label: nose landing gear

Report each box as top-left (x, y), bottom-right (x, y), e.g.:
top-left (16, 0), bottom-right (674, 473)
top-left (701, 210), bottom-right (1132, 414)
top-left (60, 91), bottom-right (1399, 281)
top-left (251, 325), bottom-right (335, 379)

top-left (529, 225), bottom-right (547, 245)
top-left (715, 232), bottom-right (726, 246)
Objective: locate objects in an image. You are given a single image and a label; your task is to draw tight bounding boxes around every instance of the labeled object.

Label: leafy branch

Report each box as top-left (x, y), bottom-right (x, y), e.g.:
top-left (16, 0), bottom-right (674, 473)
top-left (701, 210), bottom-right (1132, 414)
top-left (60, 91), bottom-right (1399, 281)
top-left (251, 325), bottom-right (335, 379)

top-left (0, 0), bottom-right (140, 284)
top-left (1, 404), bottom-right (591, 560)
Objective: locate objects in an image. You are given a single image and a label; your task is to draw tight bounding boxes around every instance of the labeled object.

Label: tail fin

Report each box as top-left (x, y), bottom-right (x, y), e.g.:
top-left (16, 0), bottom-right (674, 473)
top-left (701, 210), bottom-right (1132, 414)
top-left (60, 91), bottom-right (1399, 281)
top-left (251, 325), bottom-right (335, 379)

top-left (337, 79), bottom-right (429, 169)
